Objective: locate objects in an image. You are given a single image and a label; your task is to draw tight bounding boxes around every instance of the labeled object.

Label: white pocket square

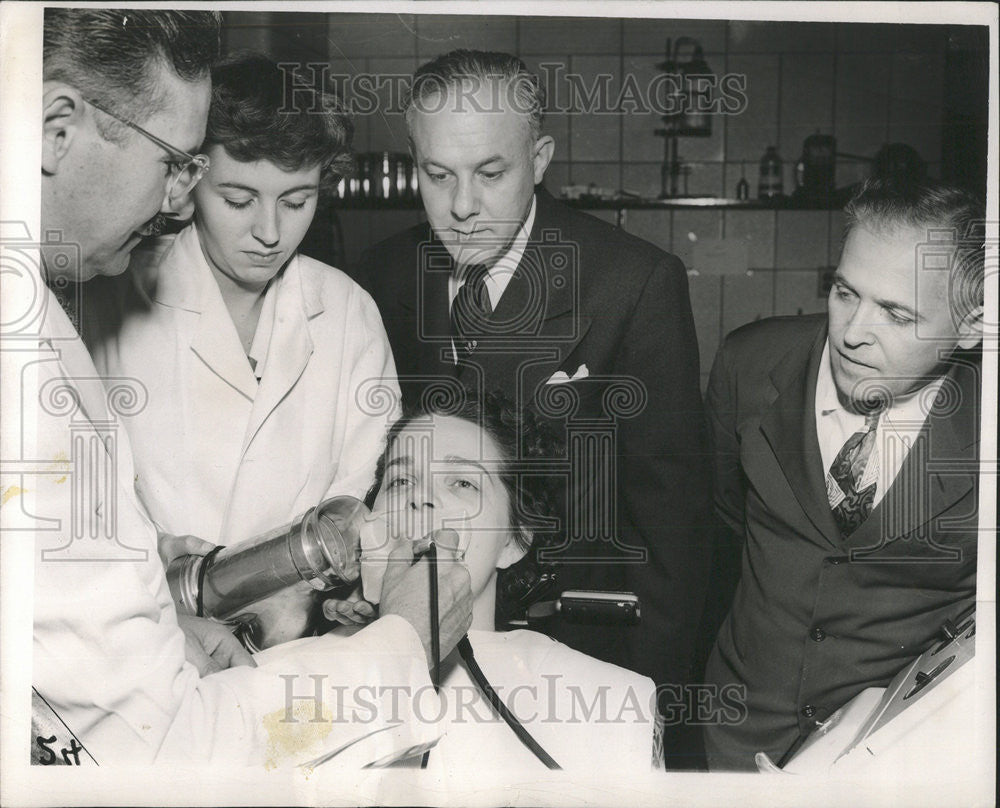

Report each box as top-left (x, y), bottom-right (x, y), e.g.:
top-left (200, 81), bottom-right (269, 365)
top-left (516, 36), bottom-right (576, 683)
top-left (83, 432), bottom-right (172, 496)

top-left (545, 363), bottom-right (589, 384)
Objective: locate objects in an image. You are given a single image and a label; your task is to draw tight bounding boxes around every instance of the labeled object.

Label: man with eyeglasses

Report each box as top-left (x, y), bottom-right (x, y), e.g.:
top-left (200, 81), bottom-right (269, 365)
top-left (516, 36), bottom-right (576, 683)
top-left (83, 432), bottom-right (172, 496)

top-left (42, 14), bottom-right (213, 280)
top-left (23, 9), bottom-right (471, 767)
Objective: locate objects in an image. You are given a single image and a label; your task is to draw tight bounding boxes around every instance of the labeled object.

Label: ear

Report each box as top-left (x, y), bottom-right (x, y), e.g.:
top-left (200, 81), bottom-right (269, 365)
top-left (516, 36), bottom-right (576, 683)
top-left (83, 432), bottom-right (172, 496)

top-left (164, 194), bottom-right (196, 221)
top-left (163, 185), bottom-right (196, 220)
top-left (42, 83), bottom-right (86, 175)
top-left (531, 135), bottom-right (555, 185)
top-left (955, 304), bottom-right (983, 350)
top-left (497, 531), bottom-right (530, 570)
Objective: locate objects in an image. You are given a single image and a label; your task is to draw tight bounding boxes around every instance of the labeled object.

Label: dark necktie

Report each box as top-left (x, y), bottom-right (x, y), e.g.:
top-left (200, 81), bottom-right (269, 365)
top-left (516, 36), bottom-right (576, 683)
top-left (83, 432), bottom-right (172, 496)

top-left (826, 410), bottom-right (881, 537)
top-left (450, 264), bottom-right (492, 356)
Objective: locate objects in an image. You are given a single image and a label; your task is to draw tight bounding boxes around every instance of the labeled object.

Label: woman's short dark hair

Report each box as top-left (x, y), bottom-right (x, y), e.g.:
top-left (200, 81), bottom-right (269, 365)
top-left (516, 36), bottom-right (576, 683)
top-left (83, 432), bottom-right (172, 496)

top-left (367, 387), bottom-right (565, 625)
top-left (204, 53), bottom-right (354, 194)
top-left (43, 9), bottom-right (221, 142)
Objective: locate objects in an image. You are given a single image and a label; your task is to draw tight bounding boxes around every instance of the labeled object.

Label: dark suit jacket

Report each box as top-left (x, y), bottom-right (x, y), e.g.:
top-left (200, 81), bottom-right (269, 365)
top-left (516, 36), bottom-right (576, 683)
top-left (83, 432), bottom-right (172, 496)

top-left (702, 314), bottom-right (980, 771)
top-left (355, 188), bottom-right (712, 695)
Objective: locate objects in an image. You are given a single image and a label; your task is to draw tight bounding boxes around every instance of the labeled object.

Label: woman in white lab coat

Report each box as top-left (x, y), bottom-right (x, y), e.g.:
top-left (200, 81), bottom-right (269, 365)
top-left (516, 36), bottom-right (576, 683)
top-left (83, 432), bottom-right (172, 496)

top-left (349, 389), bottom-right (662, 776)
top-left (85, 54), bottom-right (400, 647)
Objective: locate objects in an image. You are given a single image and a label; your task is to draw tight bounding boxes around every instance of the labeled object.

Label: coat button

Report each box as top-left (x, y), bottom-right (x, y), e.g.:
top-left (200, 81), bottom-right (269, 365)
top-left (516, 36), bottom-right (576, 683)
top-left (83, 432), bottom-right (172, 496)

top-left (801, 704), bottom-right (816, 719)
top-left (810, 628), bottom-right (827, 642)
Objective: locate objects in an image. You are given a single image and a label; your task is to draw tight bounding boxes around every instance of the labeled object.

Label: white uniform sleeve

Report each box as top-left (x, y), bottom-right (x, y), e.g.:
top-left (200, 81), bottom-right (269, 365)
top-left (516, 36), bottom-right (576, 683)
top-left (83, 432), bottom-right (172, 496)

top-left (26, 321), bottom-right (436, 767)
top-left (323, 285), bottom-right (401, 502)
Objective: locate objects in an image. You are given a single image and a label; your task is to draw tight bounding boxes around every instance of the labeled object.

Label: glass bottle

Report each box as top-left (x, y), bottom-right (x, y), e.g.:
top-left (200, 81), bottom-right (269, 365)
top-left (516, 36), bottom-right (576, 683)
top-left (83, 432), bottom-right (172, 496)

top-left (758, 146), bottom-right (783, 199)
top-left (736, 162), bottom-right (750, 200)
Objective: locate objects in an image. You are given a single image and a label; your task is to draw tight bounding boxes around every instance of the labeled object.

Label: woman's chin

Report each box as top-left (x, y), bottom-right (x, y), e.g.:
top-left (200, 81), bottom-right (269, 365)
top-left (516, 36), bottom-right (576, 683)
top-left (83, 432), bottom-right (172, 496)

top-left (469, 577), bottom-right (498, 632)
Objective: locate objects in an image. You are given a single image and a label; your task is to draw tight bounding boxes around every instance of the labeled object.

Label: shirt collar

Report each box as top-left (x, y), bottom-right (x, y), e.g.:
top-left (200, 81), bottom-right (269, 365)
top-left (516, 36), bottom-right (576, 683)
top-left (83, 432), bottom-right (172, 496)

top-left (817, 338), bottom-right (947, 426)
top-left (816, 340), bottom-right (842, 417)
top-left (492, 193), bottom-right (536, 276)
top-left (450, 194), bottom-right (536, 311)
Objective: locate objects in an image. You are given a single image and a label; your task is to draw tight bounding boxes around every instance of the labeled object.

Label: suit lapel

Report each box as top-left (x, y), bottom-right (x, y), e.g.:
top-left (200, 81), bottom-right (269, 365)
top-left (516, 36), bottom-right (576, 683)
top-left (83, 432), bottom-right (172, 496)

top-left (399, 232), bottom-right (457, 381)
top-left (189, 297), bottom-right (259, 402)
top-left (758, 320), bottom-right (843, 546)
top-left (847, 353), bottom-right (980, 556)
top-left (456, 190), bottom-right (591, 400)
top-left (155, 225), bottom-right (260, 402)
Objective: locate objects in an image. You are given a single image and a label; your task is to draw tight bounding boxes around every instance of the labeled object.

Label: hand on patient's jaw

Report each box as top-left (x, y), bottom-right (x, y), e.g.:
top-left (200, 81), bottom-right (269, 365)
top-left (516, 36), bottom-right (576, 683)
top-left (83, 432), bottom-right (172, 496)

top-left (379, 540), bottom-right (473, 668)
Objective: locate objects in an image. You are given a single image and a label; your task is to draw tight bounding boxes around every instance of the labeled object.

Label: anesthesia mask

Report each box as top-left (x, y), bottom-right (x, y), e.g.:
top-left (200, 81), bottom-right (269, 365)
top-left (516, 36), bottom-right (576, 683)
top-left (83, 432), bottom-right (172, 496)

top-left (358, 508), bottom-right (472, 604)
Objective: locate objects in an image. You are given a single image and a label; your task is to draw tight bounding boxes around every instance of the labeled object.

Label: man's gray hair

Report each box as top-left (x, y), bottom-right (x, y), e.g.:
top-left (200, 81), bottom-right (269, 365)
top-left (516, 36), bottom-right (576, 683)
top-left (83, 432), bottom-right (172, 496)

top-left (843, 177), bottom-right (986, 319)
top-left (404, 49), bottom-right (545, 142)
top-left (43, 9), bottom-right (221, 143)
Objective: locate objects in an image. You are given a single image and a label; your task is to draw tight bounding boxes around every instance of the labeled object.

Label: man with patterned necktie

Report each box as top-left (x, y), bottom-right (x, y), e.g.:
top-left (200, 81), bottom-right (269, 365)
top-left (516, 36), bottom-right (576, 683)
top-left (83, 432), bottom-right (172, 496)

top-left (354, 49), bottom-right (711, 767)
top-left (701, 177), bottom-right (986, 770)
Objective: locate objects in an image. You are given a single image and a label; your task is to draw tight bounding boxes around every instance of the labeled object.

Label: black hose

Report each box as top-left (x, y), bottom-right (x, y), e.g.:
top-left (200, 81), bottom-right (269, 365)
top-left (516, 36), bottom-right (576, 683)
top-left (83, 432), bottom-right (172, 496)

top-left (457, 636), bottom-right (562, 770)
top-left (421, 543), bottom-right (440, 769)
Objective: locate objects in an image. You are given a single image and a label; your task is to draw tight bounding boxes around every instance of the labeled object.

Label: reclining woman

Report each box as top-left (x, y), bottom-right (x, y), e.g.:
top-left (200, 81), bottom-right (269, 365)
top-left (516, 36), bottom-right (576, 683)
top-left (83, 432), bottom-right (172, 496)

top-left (344, 388), bottom-right (661, 774)
top-left (84, 53), bottom-right (399, 651)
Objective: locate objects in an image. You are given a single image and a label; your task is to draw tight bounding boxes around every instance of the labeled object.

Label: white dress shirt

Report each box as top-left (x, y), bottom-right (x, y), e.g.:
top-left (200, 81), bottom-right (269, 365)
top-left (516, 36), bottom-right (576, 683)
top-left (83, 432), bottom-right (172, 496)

top-left (815, 340), bottom-right (945, 508)
top-left (448, 195), bottom-right (537, 363)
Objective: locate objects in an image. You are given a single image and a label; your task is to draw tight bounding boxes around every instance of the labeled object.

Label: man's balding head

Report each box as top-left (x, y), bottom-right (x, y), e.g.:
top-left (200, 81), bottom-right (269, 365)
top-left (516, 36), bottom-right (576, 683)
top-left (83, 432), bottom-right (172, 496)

top-left (404, 50), bottom-right (554, 269)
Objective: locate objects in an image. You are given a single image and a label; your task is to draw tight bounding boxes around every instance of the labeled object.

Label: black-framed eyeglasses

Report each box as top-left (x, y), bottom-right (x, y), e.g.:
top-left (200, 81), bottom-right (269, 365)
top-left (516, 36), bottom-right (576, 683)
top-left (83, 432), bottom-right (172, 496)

top-left (85, 97), bottom-right (210, 199)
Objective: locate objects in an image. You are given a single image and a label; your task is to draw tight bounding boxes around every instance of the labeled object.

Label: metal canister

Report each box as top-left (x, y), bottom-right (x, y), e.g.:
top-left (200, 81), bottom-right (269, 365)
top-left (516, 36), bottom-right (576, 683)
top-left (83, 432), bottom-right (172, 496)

top-left (167, 495), bottom-right (365, 620)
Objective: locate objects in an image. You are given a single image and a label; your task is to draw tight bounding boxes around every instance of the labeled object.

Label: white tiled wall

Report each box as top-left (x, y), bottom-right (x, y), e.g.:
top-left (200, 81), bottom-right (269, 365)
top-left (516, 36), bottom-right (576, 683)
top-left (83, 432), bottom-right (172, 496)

top-left (224, 13), bottom-right (958, 388)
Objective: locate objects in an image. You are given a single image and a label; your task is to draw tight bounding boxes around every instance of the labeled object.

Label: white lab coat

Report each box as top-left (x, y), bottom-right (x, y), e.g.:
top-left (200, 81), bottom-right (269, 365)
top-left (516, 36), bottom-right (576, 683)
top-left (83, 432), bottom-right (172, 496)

top-left (420, 629), bottom-right (660, 778)
top-left (85, 222), bottom-right (400, 546)
top-left (19, 286), bottom-right (438, 766)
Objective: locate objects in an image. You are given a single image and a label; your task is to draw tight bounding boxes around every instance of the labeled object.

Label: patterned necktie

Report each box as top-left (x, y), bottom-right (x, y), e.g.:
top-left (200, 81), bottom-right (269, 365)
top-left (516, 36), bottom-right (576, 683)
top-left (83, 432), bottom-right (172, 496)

top-left (826, 410), bottom-right (881, 537)
top-left (450, 264), bottom-right (492, 356)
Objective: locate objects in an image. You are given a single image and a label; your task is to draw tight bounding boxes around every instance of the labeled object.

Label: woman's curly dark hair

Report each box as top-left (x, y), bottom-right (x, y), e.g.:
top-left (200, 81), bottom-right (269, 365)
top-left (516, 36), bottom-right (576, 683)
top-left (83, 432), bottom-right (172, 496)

top-left (366, 387), bottom-right (565, 626)
top-left (203, 52), bottom-right (353, 195)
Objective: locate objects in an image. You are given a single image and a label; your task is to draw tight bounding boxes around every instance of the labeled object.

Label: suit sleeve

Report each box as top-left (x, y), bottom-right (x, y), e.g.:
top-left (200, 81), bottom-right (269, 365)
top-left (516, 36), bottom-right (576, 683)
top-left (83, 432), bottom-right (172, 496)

top-left (694, 332), bottom-right (748, 675)
top-left (616, 258), bottom-right (713, 689)
top-left (705, 334), bottom-right (746, 538)
top-left (348, 246), bottom-right (377, 296)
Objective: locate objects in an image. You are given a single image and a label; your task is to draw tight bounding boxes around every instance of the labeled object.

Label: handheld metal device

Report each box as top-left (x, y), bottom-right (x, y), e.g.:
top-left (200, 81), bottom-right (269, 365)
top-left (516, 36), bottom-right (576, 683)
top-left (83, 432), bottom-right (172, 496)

top-left (166, 495), bottom-right (365, 623)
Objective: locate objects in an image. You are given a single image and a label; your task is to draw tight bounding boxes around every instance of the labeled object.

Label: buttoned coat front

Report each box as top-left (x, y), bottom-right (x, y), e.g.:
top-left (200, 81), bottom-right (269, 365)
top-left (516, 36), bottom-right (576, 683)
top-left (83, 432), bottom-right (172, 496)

top-left (702, 314), bottom-right (980, 770)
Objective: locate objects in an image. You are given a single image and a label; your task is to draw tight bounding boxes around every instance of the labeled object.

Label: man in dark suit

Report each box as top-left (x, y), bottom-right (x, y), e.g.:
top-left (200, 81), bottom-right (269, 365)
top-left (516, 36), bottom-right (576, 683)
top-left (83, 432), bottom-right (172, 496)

top-left (354, 50), bottom-right (711, 756)
top-left (702, 178), bottom-right (985, 770)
